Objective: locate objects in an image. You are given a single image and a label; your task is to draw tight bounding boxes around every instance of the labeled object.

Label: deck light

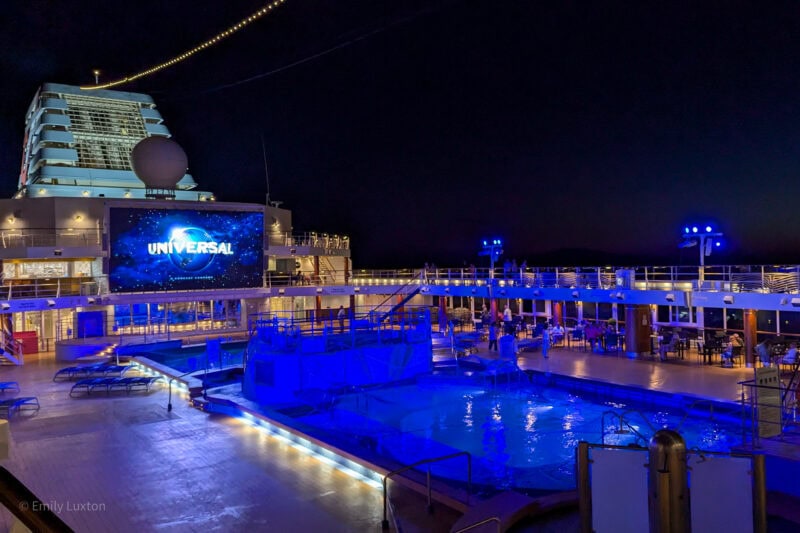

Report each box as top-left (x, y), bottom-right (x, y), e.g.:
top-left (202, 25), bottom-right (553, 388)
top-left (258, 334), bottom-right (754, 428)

top-left (680, 224), bottom-right (723, 267)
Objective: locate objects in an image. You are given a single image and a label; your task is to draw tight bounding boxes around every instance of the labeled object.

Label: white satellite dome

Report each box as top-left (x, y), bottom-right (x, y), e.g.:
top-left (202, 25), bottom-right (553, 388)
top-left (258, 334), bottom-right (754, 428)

top-left (130, 136), bottom-right (188, 189)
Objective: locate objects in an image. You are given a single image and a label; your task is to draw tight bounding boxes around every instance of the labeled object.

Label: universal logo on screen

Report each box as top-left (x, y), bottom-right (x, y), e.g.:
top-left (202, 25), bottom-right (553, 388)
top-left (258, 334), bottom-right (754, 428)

top-left (147, 226), bottom-right (233, 272)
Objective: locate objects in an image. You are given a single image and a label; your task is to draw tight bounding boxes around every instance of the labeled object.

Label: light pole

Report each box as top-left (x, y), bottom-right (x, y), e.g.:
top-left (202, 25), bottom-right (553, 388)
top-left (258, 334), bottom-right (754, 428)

top-left (479, 239), bottom-right (503, 320)
top-left (680, 225), bottom-right (723, 284)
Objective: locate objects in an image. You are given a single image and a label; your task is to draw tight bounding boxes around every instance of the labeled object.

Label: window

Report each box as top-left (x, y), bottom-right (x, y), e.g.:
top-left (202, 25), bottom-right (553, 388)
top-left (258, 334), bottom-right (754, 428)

top-left (757, 310), bottom-right (777, 333)
top-left (704, 307), bottom-right (724, 330)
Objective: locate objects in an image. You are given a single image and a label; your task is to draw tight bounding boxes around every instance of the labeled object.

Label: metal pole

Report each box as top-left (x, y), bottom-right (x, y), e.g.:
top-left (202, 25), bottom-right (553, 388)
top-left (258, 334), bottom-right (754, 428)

top-left (577, 442), bottom-right (592, 533)
top-left (752, 454), bottom-right (767, 533)
top-left (648, 429), bottom-right (689, 533)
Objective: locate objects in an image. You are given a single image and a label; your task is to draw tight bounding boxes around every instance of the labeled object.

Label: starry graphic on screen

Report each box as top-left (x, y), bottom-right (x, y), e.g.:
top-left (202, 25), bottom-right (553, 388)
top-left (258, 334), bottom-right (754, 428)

top-left (109, 208), bottom-right (263, 292)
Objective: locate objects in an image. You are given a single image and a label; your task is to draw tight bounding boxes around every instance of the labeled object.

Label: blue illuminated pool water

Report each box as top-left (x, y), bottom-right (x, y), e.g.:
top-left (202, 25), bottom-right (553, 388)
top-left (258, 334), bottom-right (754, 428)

top-left (141, 341), bottom-right (247, 373)
top-left (294, 379), bottom-right (741, 492)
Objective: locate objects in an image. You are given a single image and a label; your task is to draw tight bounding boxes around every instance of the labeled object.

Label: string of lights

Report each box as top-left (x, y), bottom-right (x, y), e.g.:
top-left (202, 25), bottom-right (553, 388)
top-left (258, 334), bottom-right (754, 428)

top-left (81, 0), bottom-right (288, 91)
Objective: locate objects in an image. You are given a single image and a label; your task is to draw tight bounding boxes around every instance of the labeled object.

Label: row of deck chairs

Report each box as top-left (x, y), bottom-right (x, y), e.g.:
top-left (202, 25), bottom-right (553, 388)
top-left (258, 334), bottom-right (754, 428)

top-left (0, 381), bottom-right (38, 418)
top-left (69, 376), bottom-right (164, 397)
top-left (53, 362), bottom-right (131, 382)
top-left (0, 396), bottom-right (39, 418)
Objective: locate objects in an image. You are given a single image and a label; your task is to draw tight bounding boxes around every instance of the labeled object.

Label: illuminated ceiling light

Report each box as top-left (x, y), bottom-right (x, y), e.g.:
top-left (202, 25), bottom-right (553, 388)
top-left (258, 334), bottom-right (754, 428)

top-left (74, 214), bottom-right (83, 221)
top-left (705, 225), bottom-right (712, 232)
top-left (81, 190), bottom-right (90, 197)
top-left (124, 191), bottom-right (131, 198)
top-left (692, 226), bottom-right (698, 233)
top-left (6, 216), bottom-right (14, 224)
top-left (38, 189), bottom-right (46, 195)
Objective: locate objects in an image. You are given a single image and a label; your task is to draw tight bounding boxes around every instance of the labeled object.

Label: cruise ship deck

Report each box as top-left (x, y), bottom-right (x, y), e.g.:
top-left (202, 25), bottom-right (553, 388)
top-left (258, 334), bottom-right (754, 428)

top-left (1, 342), bottom-right (798, 532)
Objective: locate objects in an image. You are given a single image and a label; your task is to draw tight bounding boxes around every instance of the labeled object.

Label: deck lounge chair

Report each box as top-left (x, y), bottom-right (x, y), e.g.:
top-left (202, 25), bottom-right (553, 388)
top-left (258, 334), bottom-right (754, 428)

top-left (0, 382), bottom-right (20, 393)
top-left (98, 365), bottom-right (131, 378)
top-left (0, 397), bottom-right (39, 417)
top-left (69, 377), bottom-right (121, 397)
top-left (123, 376), bottom-right (163, 393)
top-left (53, 363), bottom-right (108, 382)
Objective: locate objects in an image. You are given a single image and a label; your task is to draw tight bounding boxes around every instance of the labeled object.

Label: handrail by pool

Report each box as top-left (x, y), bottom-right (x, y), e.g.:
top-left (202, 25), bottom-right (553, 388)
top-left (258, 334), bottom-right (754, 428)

top-left (167, 369), bottom-right (199, 412)
top-left (380, 450), bottom-right (472, 530)
top-left (452, 516), bottom-right (501, 533)
top-left (600, 409), bottom-right (654, 445)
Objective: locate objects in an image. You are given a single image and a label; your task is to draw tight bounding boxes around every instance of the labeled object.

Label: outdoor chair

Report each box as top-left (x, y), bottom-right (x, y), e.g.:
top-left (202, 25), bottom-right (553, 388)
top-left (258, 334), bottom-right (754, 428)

top-left (69, 377), bottom-right (120, 397)
top-left (0, 397), bottom-right (39, 418)
top-left (53, 363), bottom-right (108, 382)
top-left (0, 382), bottom-right (20, 393)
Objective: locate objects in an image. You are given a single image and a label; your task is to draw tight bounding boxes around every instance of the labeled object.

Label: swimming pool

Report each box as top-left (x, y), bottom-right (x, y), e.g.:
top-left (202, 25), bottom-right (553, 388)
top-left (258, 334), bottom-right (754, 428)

top-left (140, 340), bottom-right (247, 373)
top-left (287, 378), bottom-right (741, 493)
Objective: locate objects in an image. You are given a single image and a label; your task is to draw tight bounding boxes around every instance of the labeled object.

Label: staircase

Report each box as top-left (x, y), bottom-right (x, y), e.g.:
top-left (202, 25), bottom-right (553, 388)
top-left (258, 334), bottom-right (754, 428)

top-left (319, 256), bottom-right (337, 283)
top-left (0, 338), bottom-right (23, 366)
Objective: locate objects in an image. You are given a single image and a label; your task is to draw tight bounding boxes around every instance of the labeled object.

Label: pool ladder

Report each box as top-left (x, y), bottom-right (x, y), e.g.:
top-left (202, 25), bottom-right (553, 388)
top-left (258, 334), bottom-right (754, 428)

top-left (380, 450), bottom-right (472, 530)
top-left (601, 409), bottom-right (655, 446)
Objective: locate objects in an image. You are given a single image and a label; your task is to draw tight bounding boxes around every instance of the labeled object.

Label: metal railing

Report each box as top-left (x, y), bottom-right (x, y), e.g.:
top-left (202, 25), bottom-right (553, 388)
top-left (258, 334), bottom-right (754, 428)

top-left (0, 228), bottom-right (101, 248)
top-left (352, 264), bottom-right (800, 294)
top-left (11, 264), bottom-right (800, 304)
top-left (266, 231), bottom-right (350, 250)
top-left (380, 451), bottom-right (472, 530)
top-left (452, 516), bottom-right (501, 533)
top-left (0, 466), bottom-right (73, 532)
top-left (247, 306), bottom-right (432, 355)
top-left (600, 409), bottom-right (654, 446)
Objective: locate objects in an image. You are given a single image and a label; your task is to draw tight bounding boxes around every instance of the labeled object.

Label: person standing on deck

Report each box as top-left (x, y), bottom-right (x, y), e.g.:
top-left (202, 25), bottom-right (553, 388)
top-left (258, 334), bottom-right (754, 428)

top-left (337, 305), bottom-right (345, 333)
top-left (488, 322), bottom-right (499, 351)
top-left (542, 326), bottom-right (551, 358)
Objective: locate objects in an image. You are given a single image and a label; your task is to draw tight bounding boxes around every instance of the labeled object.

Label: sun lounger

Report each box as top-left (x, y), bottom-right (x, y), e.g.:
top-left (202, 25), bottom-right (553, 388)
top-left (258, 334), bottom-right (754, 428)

top-left (97, 365), bottom-right (131, 378)
top-left (53, 363), bottom-right (108, 382)
top-left (517, 337), bottom-right (542, 352)
top-left (0, 382), bottom-right (20, 393)
top-left (0, 396), bottom-right (39, 417)
top-left (69, 377), bottom-right (120, 397)
top-left (123, 376), bottom-right (163, 393)
top-left (70, 376), bottom-right (162, 397)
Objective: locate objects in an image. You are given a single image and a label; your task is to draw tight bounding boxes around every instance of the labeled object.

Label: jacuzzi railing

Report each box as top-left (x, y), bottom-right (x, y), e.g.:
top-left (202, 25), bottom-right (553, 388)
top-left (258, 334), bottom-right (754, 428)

top-left (452, 516), bottom-right (501, 533)
top-left (600, 409), bottom-right (654, 446)
top-left (381, 451), bottom-right (472, 530)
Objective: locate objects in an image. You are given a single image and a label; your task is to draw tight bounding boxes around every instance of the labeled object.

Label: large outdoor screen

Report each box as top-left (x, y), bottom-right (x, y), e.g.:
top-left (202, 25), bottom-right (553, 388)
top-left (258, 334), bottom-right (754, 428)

top-left (109, 207), bottom-right (264, 292)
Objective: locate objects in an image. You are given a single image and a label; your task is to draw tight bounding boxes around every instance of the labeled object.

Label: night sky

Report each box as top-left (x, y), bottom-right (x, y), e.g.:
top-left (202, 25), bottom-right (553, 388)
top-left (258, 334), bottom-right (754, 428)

top-left (2, 1), bottom-right (800, 268)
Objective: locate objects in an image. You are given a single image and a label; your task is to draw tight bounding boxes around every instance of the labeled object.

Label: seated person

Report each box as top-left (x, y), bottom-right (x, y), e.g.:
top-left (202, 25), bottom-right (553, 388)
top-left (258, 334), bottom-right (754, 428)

top-left (781, 344), bottom-right (798, 366)
top-left (659, 334), bottom-right (678, 361)
top-left (756, 341), bottom-right (771, 367)
top-left (721, 333), bottom-right (743, 367)
top-left (552, 323), bottom-right (565, 343)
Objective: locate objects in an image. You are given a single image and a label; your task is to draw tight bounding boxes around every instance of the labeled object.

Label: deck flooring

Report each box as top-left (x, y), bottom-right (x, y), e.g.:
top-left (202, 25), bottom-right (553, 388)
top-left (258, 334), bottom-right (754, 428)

top-left (0, 340), bottom-right (796, 531)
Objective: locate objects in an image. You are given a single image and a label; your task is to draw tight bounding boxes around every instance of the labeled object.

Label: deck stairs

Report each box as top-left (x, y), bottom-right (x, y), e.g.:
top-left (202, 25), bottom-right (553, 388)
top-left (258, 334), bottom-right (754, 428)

top-left (449, 490), bottom-right (577, 533)
top-left (375, 272), bottom-right (425, 323)
top-left (319, 256), bottom-right (337, 283)
top-left (0, 337), bottom-right (24, 365)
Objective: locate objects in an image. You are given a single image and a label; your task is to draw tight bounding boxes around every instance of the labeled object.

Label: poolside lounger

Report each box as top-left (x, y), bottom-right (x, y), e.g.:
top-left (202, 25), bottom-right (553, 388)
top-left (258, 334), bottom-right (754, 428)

top-left (98, 365), bottom-right (131, 378)
top-left (71, 376), bottom-right (163, 396)
top-left (0, 396), bottom-right (40, 418)
top-left (69, 377), bottom-right (121, 397)
top-left (53, 363), bottom-right (108, 382)
top-left (124, 376), bottom-right (163, 393)
top-left (0, 382), bottom-right (20, 393)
